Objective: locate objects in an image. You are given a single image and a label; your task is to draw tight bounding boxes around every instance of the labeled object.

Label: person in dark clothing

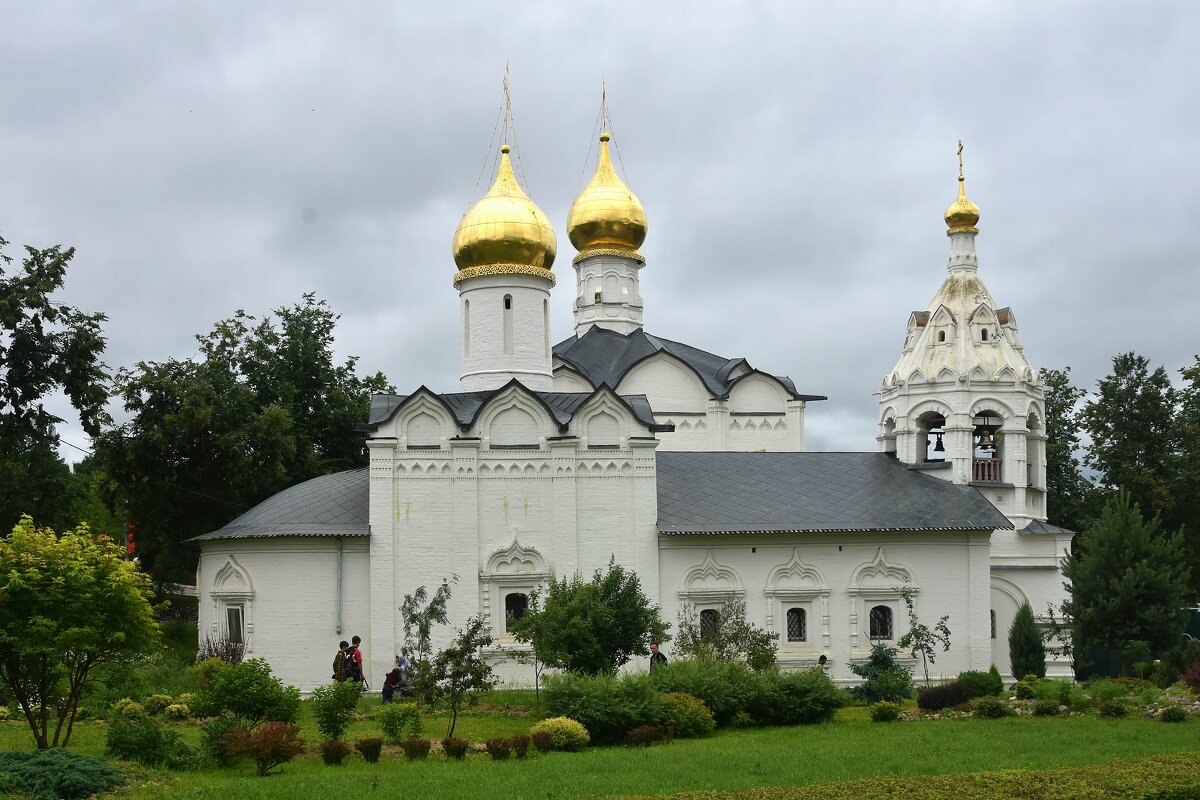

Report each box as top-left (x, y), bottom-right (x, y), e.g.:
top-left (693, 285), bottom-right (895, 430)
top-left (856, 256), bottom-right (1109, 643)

top-left (649, 642), bottom-right (667, 671)
top-left (381, 667), bottom-right (403, 702)
top-left (332, 640), bottom-right (350, 681)
top-left (344, 636), bottom-right (364, 686)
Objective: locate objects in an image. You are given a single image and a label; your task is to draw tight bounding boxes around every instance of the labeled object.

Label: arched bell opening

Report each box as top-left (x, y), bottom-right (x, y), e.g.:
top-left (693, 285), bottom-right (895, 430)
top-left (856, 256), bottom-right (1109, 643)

top-left (917, 411), bottom-right (946, 463)
top-left (972, 409), bottom-right (1004, 483)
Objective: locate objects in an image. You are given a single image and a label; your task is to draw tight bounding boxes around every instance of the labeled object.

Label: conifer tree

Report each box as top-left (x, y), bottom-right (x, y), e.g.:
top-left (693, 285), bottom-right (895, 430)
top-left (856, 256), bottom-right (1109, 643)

top-left (1007, 601), bottom-right (1045, 679)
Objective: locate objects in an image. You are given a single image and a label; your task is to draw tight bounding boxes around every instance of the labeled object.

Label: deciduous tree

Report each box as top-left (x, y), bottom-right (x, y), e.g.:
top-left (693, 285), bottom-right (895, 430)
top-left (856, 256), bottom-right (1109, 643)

top-left (0, 516), bottom-right (158, 749)
top-left (896, 588), bottom-right (951, 686)
top-left (432, 615), bottom-right (495, 738)
top-left (674, 596), bottom-right (778, 671)
top-left (1039, 367), bottom-right (1095, 534)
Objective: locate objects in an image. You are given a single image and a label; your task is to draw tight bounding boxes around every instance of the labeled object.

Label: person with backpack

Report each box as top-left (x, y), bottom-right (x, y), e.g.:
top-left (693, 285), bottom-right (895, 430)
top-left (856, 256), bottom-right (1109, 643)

top-left (332, 640), bottom-right (350, 681)
top-left (345, 635), bottom-right (366, 688)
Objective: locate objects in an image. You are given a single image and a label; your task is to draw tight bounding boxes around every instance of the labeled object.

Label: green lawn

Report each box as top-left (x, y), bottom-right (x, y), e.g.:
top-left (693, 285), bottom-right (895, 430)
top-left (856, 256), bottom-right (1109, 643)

top-left (4, 706), bottom-right (1196, 800)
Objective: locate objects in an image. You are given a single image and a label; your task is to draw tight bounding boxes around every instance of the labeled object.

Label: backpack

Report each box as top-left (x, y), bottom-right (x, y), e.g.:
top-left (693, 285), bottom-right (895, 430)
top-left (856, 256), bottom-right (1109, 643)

top-left (344, 646), bottom-right (362, 680)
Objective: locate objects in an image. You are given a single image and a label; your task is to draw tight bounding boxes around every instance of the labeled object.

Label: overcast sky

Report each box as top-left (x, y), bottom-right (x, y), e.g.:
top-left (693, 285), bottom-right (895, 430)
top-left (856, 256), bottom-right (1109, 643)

top-left (3, 2), bottom-right (1197, 463)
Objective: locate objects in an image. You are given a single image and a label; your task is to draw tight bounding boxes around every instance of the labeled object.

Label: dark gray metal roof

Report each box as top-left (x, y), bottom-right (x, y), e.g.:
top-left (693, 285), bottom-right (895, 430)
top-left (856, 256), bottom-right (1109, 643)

top-left (553, 327), bottom-right (825, 402)
top-left (188, 468), bottom-right (369, 541)
top-left (657, 452), bottom-right (1012, 534)
top-left (361, 381), bottom-right (667, 433)
top-left (1021, 519), bottom-right (1076, 536)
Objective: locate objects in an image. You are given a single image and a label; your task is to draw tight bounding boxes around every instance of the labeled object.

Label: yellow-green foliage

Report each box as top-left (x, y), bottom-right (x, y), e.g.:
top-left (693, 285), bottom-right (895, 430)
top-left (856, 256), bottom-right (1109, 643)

top-left (164, 703), bottom-right (190, 720)
top-left (529, 716), bottom-right (590, 751)
top-left (144, 694), bottom-right (174, 715)
top-left (869, 701), bottom-right (902, 722)
top-left (375, 702), bottom-right (422, 744)
top-left (110, 698), bottom-right (145, 718)
top-left (0, 706), bottom-right (11, 720)
top-left (611, 752), bottom-right (1200, 799)
top-left (661, 692), bottom-right (716, 738)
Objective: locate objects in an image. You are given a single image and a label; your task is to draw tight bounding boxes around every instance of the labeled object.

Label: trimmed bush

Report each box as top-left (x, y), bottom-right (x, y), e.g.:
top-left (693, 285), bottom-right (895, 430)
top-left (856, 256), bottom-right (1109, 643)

top-left (1033, 698), bottom-right (1060, 716)
top-left (972, 696), bottom-right (1012, 718)
top-left (105, 714), bottom-right (195, 769)
top-left (510, 734), bottom-right (532, 758)
top-left (957, 667), bottom-right (1003, 698)
top-left (869, 701), bottom-right (901, 722)
top-left (485, 737), bottom-right (512, 760)
top-left (1161, 705), bottom-right (1188, 723)
top-left (917, 681), bottom-right (973, 710)
top-left (544, 671), bottom-right (664, 745)
top-left (109, 698), bottom-right (145, 719)
top-left (376, 702), bottom-right (422, 744)
top-left (529, 717), bottom-right (590, 751)
top-left (354, 738), bottom-right (383, 763)
top-left (531, 731), bottom-right (553, 752)
top-left (310, 680), bottom-right (361, 741)
top-left (660, 692), bottom-right (716, 738)
top-left (223, 722), bottom-right (305, 776)
top-left (849, 644), bottom-right (913, 704)
top-left (201, 716), bottom-right (247, 767)
top-left (199, 658), bottom-right (300, 726)
top-left (752, 668), bottom-right (845, 725)
top-left (320, 740), bottom-right (352, 765)
top-left (624, 724), bottom-right (669, 746)
top-left (144, 694), bottom-right (175, 715)
top-left (401, 737), bottom-right (432, 760)
top-left (442, 736), bottom-right (469, 759)
top-left (1099, 699), bottom-right (1129, 718)
top-left (0, 749), bottom-right (125, 800)
top-left (164, 703), bottom-right (190, 721)
top-left (1014, 677), bottom-right (1037, 700)
top-left (650, 658), bottom-right (769, 727)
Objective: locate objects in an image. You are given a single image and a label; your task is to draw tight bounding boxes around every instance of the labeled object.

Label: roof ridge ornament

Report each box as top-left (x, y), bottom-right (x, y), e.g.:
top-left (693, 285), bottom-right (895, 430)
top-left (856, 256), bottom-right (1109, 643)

top-left (944, 139), bottom-right (981, 235)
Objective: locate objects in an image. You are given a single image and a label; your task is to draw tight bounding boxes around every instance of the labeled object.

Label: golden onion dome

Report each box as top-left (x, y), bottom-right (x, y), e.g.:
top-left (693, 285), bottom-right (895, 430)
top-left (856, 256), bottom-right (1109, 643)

top-left (944, 176), bottom-right (981, 234)
top-left (566, 132), bottom-right (647, 254)
top-left (452, 144), bottom-right (557, 278)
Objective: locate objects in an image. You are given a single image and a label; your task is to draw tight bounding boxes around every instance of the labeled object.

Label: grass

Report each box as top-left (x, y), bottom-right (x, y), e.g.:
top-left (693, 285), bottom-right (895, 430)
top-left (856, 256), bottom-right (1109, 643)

top-left (3, 704), bottom-right (1195, 800)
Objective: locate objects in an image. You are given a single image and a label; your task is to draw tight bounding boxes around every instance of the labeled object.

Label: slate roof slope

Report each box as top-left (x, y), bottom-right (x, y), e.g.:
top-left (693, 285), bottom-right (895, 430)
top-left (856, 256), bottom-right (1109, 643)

top-left (189, 468), bottom-right (369, 541)
top-left (553, 327), bottom-right (825, 401)
top-left (363, 385), bottom-right (664, 432)
top-left (1020, 519), bottom-right (1075, 536)
top-left (657, 452), bottom-right (1011, 534)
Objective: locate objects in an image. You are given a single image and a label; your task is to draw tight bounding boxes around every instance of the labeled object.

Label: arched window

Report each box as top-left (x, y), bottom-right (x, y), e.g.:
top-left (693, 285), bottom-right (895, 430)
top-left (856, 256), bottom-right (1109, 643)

top-left (937, 330), bottom-right (946, 343)
top-left (503, 295), bottom-right (514, 355)
top-left (869, 605), bottom-right (893, 640)
top-left (699, 609), bottom-right (720, 641)
top-left (504, 592), bottom-right (529, 633)
top-left (981, 328), bottom-right (989, 341)
top-left (786, 607), bottom-right (807, 642)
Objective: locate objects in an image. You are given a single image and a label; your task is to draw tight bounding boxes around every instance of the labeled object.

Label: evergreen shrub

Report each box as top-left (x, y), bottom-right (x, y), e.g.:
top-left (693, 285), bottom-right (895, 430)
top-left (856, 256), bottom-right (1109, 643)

top-left (660, 692), bottom-right (716, 738)
top-left (0, 749), bottom-right (125, 800)
top-left (401, 738), bottom-right (432, 760)
top-left (144, 694), bottom-right (175, 715)
top-left (354, 738), bottom-right (383, 763)
top-left (1014, 676), bottom-right (1038, 699)
top-left (442, 736), bottom-right (469, 759)
top-left (624, 724), bottom-right (669, 746)
top-left (164, 703), bottom-right (190, 720)
top-left (105, 714), bottom-right (195, 769)
top-left (376, 702), bottom-right (422, 743)
top-left (485, 737), bottom-right (512, 760)
top-left (1099, 699), bottom-right (1129, 717)
top-left (222, 722), bottom-right (305, 776)
top-left (753, 668), bottom-right (845, 725)
top-left (1033, 698), bottom-right (1060, 716)
top-left (320, 740), bottom-right (352, 765)
top-left (200, 716), bottom-right (247, 767)
top-left (957, 667), bottom-right (1003, 698)
top-left (849, 644), bottom-right (913, 704)
top-left (1008, 601), bottom-right (1046, 679)
top-left (1161, 706), bottom-right (1188, 723)
top-left (869, 701), bottom-right (901, 722)
top-left (544, 671), bottom-right (664, 744)
top-left (650, 658), bottom-right (768, 726)
top-left (917, 681), bottom-right (972, 710)
top-left (109, 698), bottom-right (145, 719)
top-left (310, 680), bottom-right (361, 741)
top-left (510, 734), bottom-right (532, 758)
top-left (529, 717), bottom-right (590, 751)
top-left (972, 696), bottom-right (1012, 718)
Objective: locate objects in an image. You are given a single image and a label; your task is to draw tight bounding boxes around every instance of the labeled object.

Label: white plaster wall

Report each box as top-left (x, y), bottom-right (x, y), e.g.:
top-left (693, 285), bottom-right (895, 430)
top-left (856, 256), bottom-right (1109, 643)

top-left (617, 355), bottom-right (708, 414)
top-left (573, 254), bottom-right (644, 335)
top-left (460, 274), bottom-right (553, 392)
top-left (197, 538), bottom-right (371, 694)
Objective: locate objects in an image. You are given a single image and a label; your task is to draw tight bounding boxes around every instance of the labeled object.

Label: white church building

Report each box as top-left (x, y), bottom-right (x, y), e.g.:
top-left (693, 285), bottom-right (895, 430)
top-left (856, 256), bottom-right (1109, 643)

top-left (193, 127), bottom-right (1073, 692)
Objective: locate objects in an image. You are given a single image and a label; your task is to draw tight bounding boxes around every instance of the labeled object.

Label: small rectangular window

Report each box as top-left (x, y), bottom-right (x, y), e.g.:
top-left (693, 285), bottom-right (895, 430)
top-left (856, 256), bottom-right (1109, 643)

top-left (226, 605), bottom-right (244, 644)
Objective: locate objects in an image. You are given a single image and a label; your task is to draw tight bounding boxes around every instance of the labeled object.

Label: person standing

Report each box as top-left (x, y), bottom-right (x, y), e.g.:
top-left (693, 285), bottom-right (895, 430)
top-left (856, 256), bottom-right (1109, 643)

top-left (332, 640), bottom-right (349, 682)
top-left (649, 642), bottom-right (667, 671)
top-left (345, 635), bottom-right (365, 687)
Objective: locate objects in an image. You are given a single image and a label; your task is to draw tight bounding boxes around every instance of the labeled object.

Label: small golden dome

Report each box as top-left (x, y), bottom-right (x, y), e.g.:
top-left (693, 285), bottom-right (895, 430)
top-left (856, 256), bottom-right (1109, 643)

top-left (453, 144), bottom-right (557, 273)
top-left (945, 176), bottom-right (981, 234)
top-left (567, 132), bottom-right (647, 253)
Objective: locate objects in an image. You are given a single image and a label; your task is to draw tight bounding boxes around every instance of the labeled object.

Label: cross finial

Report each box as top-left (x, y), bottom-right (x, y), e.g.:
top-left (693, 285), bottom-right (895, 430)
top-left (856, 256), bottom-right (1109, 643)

top-left (957, 139), bottom-right (965, 182)
top-left (502, 63), bottom-right (512, 143)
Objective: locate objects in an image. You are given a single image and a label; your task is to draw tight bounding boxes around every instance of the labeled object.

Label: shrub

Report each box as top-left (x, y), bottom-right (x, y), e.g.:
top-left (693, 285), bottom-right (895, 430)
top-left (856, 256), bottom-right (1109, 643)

top-left (649, 658), bottom-right (769, 726)
top-left (485, 737), bottom-right (512, 760)
top-left (1088, 678), bottom-right (1139, 703)
top-left (177, 692), bottom-right (197, 708)
top-left (144, 694), bottom-right (175, 715)
top-left (320, 740), bottom-right (353, 765)
top-left (849, 644), bottom-right (913, 704)
top-left (1183, 660), bottom-right (1200, 693)
top-left (1008, 601), bottom-right (1046, 679)
top-left (354, 738), bottom-right (383, 763)
top-left (310, 680), bottom-right (361, 741)
top-left (196, 635), bottom-right (245, 665)
top-left (109, 698), bottom-right (145, 719)
top-left (869, 701), bottom-right (901, 722)
top-left (957, 667), bottom-right (1003, 698)
top-left (544, 671), bottom-right (664, 745)
top-left (0, 705), bottom-right (9, 720)
top-left (1161, 705), bottom-right (1188, 723)
top-left (510, 734), bottom-right (531, 758)
top-left (200, 658), bottom-right (300, 726)
top-left (972, 696), bottom-right (1012, 718)
top-left (442, 736), bottom-right (469, 759)
top-left (1033, 698), bottom-right (1060, 716)
top-left (1098, 699), bottom-right (1129, 718)
top-left (1014, 677), bottom-right (1037, 700)
top-left (752, 668), bottom-right (845, 725)
top-left (0, 749), bottom-right (125, 800)
top-left (401, 737), bottom-right (432, 760)
top-left (224, 722), bottom-right (306, 776)
top-left (529, 716), bottom-right (590, 751)
top-left (376, 701), bottom-right (422, 744)
top-left (660, 692), bottom-right (716, 738)
top-left (188, 658), bottom-right (231, 691)
top-left (624, 724), bottom-right (669, 746)
top-left (164, 703), bottom-right (190, 721)
top-left (917, 681), bottom-right (972, 711)
top-left (200, 716), bottom-right (247, 767)
top-left (530, 731), bottom-right (553, 752)
top-left (105, 714), bottom-right (195, 769)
